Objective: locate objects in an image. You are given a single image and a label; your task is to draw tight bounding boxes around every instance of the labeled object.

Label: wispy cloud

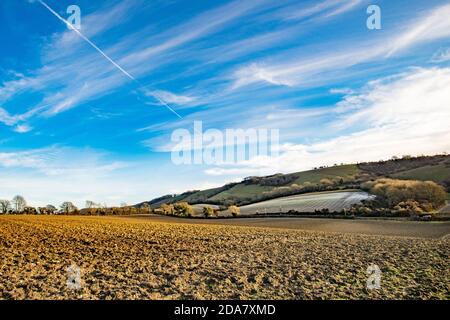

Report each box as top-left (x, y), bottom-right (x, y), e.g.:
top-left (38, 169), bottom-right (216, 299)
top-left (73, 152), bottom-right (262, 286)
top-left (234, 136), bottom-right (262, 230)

top-left (231, 3), bottom-right (450, 89)
top-left (0, 145), bottom-right (224, 207)
top-left (0, 105), bottom-right (44, 128)
top-left (118, 0), bottom-right (273, 67)
top-left (0, 146), bottom-right (125, 175)
top-left (1, 0), bottom-right (278, 131)
top-left (148, 90), bottom-right (196, 106)
top-left (0, 107), bottom-right (18, 126)
top-left (13, 124), bottom-right (33, 133)
top-left (2, 0), bottom-right (450, 205)
top-left (281, 0), bottom-right (363, 21)
top-left (330, 88), bottom-right (354, 95)
top-left (230, 43), bottom-right (385, 89)
top-left (431, 48), bottom-right (450, 63)
top-left (323, 0), bottom-right (363, 18)
top-left (37, 0), bottom-right (184, 119)
top-left (205, 66), bottom-right (450, 176)
top-left (386, 4), bottom-right (450, 57)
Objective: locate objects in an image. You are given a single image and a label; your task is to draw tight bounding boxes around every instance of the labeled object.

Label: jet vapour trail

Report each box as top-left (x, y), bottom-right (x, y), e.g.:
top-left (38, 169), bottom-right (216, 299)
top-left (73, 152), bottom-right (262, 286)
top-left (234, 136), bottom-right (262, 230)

top-left (36, 0), bottom-right (183, 119)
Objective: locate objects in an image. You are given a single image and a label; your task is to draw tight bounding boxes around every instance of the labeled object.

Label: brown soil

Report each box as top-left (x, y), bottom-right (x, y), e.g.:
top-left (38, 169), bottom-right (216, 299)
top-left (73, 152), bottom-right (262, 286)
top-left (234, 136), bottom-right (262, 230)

top-left (130, 215), bottom-right (450, 238)
top-left (0, 215), bottom-right (448, 300)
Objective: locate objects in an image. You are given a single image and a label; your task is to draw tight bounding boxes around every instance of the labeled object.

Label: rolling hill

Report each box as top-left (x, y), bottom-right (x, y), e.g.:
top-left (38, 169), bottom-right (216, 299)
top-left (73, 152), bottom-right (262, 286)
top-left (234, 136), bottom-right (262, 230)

top-left (238, 190), bottom-right (373, 215)
top-left (139, 154), bottom-right (450, 208)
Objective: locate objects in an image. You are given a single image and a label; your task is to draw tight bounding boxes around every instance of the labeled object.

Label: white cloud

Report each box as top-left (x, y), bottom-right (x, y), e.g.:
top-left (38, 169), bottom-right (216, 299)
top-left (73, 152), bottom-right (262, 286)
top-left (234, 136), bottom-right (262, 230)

top-left (205, 167), bottom-right (264, 176)
top-left (14, 124), bottom-right (33, 133)
top-left (231, 45), bottom-right (384, 89)
top-left (335, 67), bottom-right (450, 129)
top-left (330, 87), bottom-right (354, 95)
top-left (431, 48), bottom-right (450, 63)
top-left (119, 0), bottom-right (273, 67)
top-left (232, 63), bottom-right (296, 88)
top-left (149, 90), bottom-right (195, 106)
top-left (387, 4), bottom-right (450, 56)
top-left (231, 3), bottom-right (450, 89)
top-left (0, 0), bottom-right (276, 127)
top-left (0, 146), bottom-right (133, 207)
top-left (0, 146), bottom-right (125, 176)
top-left (0, 107), bottom-right (17, 126)
top-left (280, 0), bottom-right (363, 21)
top-left (323, 0), bottom-right (362, 18)
top-left (0, 145), bottom-right (233, 207)
top-left (206, 66), bottom-right (450, 176)
top-left (0, 106), bottom-right (41, 130)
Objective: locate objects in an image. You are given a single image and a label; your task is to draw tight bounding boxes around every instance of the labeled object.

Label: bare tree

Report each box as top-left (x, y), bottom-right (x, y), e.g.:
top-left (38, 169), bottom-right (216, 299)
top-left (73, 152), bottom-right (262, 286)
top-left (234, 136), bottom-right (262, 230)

top-left (46, 205), bottom-right (57, 215)
top-left (60, 202), bottom-right (78, 214)
top-left (85, 200), bottom-right (100, 209)
top-left (12, 195), bottom-right (27, 213)
top-left (0, 199), bottom-right (11, 214)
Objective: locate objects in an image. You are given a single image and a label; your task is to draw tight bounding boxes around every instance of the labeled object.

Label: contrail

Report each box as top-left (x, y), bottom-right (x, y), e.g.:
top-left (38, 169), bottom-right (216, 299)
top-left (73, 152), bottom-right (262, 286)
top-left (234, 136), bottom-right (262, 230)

top-left (36, 0), bottom-right (183, 119)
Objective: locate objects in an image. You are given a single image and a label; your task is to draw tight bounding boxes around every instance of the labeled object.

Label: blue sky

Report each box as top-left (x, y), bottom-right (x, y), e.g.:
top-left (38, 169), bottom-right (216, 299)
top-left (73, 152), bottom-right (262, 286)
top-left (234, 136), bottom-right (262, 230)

top-left (1, 0), bottom-right (450, 207)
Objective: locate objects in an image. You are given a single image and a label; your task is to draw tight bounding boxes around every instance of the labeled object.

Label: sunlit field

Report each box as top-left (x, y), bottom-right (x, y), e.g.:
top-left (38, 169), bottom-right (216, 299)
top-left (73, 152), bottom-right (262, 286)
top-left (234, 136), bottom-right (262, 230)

top-left (0, 215), bottom-right (448, 300)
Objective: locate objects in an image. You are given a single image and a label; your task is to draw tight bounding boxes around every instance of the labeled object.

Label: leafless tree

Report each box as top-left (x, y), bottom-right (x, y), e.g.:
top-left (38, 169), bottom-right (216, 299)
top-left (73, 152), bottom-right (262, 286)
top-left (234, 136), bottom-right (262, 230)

top-left (60, 202), bottom-right (78, 214)
top-left (12, 195), bottom-right (26, 213)
top-left (85, 200), bottom-right (100, 209)
top-left (0, 199), bottom-right (11, 214)
top-left (46, 205), bottom-right (57, 214)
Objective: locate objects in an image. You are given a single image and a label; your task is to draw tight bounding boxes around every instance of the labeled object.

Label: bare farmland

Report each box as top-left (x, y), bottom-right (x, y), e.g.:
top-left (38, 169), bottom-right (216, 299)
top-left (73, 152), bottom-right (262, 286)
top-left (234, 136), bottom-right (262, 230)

top-left (0, 215), bottom-right (448, 300)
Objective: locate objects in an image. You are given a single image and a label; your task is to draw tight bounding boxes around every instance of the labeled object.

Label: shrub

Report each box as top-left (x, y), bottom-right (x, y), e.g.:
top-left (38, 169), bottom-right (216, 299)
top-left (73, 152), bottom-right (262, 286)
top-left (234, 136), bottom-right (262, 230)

top-left (23, 207), bottom-right (38, 215)
top-left (174, 202), bottom-right (194, 217)
top-left (228, 205), bottom-right (240, 217)
top-left (202, 206), bottom-right (215, 218)
top-left (320, 178), bottom-right (334, 186)
top-left (364, 178), bottom-right (447, 212)
top-left (160, 203), bottom-right (175, 215)
top-left (259, 174), bottom-right (298, 186)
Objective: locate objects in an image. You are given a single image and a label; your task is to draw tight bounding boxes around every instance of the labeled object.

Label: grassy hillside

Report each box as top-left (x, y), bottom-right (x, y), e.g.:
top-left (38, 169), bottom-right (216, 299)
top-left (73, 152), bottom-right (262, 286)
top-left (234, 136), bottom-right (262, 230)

top-left (209, 184), bottom-right (274, 202)
top-left (207, 164), bottom-right (360, 205)
top-left (359, 154), bottom-right (450, 194)
top-left (390, 164), bottom-right (450, 183)
top-left (290, 164), bottom-right (360, 185)
top-left (140, 154), bottom-right (450, 208)
top-left (141, 164), bottom-right (363, 208)
top-left (358, 154), bottom-right (450, 178)
top-left (182, 184), bottom-right (236, 203)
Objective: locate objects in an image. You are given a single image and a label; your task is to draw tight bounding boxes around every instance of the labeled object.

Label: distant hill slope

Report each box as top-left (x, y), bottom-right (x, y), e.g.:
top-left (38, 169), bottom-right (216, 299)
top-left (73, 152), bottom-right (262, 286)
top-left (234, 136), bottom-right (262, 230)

top-left (358, 154), bottom-right (450, 181)
top-left (139, 154), bottom-right (450, 208)
top-left (238, 191), bottom-right (372, 215)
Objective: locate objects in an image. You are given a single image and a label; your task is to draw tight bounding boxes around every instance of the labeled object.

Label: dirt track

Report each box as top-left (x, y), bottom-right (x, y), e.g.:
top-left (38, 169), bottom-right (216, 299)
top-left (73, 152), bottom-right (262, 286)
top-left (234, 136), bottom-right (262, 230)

top-left (0, 215), bottom-right (448, 300)
top-left (130, 215), bottom-right (450, 239)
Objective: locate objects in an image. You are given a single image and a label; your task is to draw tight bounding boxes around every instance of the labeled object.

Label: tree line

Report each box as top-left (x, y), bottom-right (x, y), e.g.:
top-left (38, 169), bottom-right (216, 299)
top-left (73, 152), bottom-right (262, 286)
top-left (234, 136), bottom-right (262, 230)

top-left (156, 202), bottom-right (240, 218)
top-left (0, 197), bottom-right (151, 215)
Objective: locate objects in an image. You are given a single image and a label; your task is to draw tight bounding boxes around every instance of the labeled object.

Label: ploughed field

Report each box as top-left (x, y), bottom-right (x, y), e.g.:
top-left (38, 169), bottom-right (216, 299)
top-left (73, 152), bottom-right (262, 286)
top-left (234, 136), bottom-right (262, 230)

top-left (0, 215), bottom-right (448, 300)
top-left (239, 191), bottom-right (372, 215)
